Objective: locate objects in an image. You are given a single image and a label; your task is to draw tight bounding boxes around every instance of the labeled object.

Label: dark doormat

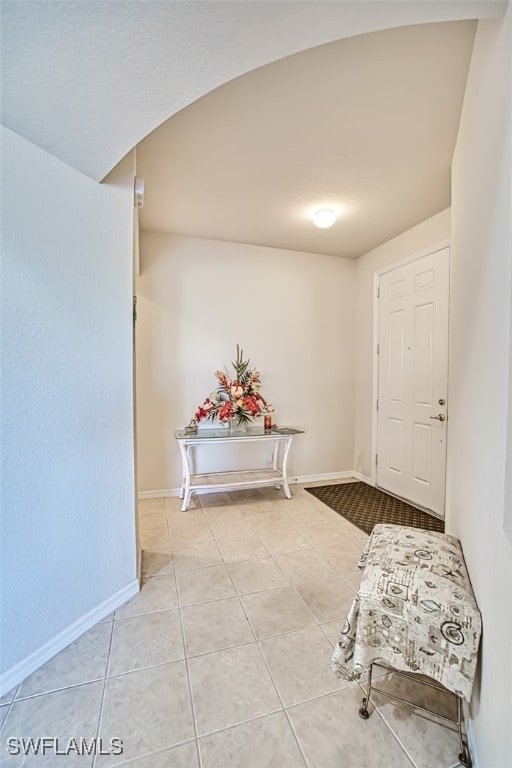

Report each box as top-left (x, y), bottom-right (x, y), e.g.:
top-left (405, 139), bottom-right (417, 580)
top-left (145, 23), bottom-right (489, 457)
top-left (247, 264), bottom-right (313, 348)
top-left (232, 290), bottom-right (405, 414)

top-left (305, 482), bottom-right (444, 536)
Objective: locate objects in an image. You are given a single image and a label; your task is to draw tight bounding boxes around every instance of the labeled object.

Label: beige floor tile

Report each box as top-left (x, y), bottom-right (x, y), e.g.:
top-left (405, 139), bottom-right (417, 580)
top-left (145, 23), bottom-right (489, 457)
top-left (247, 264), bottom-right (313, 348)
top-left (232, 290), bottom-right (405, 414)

top-left (256, 527), bottom-right (310, 555)
top-left (16, 623), bottom-right (112, 699)
top-left (326, 515), bottom-right (365, 536)
top-left (139, 526), bottom-right (170, 550)
top-left (315, 539), bottom-right (363, 571)
top-left (137, 510), bottom-right (167, 531)
top-left (172, 540), bottom-right (223, 572)
top-left (300, 502), bottom-right (364, 536)
top-left (269, 494), bottom-right (318, 511)
top-left (284, 484), bottom-right (311, 495)
top-left (276, 550), bottom-right (335, 583)
top-left (230, 488), bottom-right (265, 505)
top-left (140, 548), bottom-right (173, 579)
top-left (0, 686), bottom-right (18, 707)
top-left (119, 742), bottom-right (199, 768)
top-left (203, 504), bottom-right (244, 520)
top-left (165, 495), bottom-right (201, 513)
top-left (349, 533), bottom-right (371, 548)
top-left (0, 705), bottom-right (10, 730)
top-left (116, 573), bottom-right (178, 619)
top-left (258, 486), bottom-right (291, 499)
top-left (169, 520), bottom-right (211, 541)
top-left (1, 682), bottom-right (103, 766)
top-left (208, 516), bottom-right (253, 536)
top-left (292, 485), bottom-right (331, 499)
top-left (215, 532), bottom-right (269, 563)
top-left (97, 662), bottom-right (194, 766)
top-left (298, 523), bottom-right (354, 548)
top-left (245, 515), bottom-right (293, 536)
top-left (108, 609), bottom-right (184, 676)
top-left (284, 506), bottom-right (333, 528)
top-left (295, 576), bottom-right (355, 622)
top-left (171, 527), bottom-right (216, 548)
top-left (167, 507), bottom-right (206, 527)
top-left (339, 569), bottom-right (363, 590)
top-left (168, 521), bottom-right (211, 541)
top-left (235, 499), bottom-right (277, 514)
top-left (289, 515), bottom-right (332, 534)
top-left (199, 711), bottom-right (306, 768)
top-left (181, 597), bottom-right (254, 656)
top-left (323, 509), bottom-right (359, 527)
top-left (188, 643), bottom-right (281, 736)
top-left (369, 672), bottom-right (459, 768)
top-left (260, 626), bottom-right (348, 706)
top-left (241, 586), bottom-right (315, 639)
top-left (363, 670), bottom-right (454, 711)
top-left (227, 557), bottom-right (288, 595)
top-left (138, 498), bottom-right (165, 513)
top-left (176, 565), bottom-right (235, 606)
top-left (199, 491), bottom-right (236, 507)
top-left (245, 507), bottom-right (290, 524)
top-left (320, 619), bottom-right (344, 646)
top-left (287, 688), bottom-right (413, 768)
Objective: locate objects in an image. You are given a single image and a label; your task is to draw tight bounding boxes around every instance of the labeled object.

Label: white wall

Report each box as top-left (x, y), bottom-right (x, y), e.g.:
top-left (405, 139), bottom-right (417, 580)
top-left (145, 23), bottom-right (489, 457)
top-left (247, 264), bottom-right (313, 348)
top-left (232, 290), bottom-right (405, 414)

top-left (136, 233), bottom-right (356, 492)
top-left (353, 209), bottom-right (451, 478)
top-left (0, 128), bottom-right (137, 690)
top-left (448, 9), bottom-right (512, 767)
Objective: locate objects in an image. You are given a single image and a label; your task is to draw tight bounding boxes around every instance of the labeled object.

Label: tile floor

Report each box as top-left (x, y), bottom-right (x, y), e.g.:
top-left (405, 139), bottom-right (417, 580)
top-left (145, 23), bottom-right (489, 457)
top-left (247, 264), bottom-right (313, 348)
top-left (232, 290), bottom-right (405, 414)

top-left (0, 482), bottom-right (464, 767)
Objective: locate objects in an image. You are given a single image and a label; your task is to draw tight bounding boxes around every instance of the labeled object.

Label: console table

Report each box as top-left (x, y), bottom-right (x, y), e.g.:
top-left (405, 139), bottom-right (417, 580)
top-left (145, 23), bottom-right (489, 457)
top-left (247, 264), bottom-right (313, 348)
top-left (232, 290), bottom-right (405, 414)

top-left (174, 426), bottom-right (304, 511)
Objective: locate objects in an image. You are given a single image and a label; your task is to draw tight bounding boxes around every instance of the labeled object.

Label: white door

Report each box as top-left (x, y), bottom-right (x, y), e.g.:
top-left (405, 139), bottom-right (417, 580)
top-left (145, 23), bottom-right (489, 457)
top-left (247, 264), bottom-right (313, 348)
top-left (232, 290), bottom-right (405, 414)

top-left (376, 247), bottom-right (449, 516)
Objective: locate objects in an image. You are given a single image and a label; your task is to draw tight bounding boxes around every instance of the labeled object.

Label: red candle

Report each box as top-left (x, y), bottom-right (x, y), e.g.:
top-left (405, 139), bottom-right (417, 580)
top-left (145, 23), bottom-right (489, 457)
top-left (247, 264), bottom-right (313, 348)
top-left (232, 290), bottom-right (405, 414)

top-left (264, 415), bottom-right (272, 431)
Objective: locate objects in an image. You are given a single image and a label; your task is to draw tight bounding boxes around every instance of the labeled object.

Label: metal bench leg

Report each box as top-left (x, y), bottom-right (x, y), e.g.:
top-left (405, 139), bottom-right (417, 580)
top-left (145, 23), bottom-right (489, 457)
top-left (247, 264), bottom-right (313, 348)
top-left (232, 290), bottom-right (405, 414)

top-left (359, 663), bottom-right (373, 719)
top-left (457, 696), bottom-right (472, 767)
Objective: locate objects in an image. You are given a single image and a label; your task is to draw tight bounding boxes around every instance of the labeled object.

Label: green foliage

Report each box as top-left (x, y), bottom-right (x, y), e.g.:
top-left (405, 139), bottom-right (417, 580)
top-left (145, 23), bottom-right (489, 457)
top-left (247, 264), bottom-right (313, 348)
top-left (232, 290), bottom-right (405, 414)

top-left (232, 344), bottom-right (251, 385)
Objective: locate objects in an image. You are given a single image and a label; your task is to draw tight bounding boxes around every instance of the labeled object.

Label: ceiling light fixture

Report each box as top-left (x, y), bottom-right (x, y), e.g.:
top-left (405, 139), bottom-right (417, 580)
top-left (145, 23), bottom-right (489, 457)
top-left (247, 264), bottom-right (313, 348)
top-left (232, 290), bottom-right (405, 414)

top-left (313, 208), bottom-right (336, 229)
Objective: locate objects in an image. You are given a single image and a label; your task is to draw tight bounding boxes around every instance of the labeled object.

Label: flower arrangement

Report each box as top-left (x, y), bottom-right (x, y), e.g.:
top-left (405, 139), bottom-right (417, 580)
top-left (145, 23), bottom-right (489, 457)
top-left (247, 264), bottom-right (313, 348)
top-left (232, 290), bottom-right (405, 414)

top-left (194, 345), bottom-right (273, 427)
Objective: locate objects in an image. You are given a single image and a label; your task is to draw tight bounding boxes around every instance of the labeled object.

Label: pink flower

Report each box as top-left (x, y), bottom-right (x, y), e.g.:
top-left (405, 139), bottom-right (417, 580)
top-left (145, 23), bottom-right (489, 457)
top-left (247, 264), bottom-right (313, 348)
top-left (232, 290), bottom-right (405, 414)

top-left (218, 402), bottom-right (233, 421)
top-left (244, 396), bottom-right (260, 416)
top-left (231, 382), bottom-right (244, 400)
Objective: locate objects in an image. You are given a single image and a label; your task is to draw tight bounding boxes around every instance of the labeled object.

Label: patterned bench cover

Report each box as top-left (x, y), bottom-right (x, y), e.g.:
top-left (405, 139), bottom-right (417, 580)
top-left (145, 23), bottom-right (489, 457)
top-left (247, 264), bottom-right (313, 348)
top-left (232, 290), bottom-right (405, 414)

top-left (332, 524), bottom-right (482, 702)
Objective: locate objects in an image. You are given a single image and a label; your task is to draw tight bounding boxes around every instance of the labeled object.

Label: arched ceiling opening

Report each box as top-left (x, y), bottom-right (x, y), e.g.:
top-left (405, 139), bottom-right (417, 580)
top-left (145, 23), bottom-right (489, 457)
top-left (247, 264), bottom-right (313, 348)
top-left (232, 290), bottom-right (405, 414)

top-left (137, 21), bottom-right (476, 258)
top-left (0, 1), bottom-right (506, 181)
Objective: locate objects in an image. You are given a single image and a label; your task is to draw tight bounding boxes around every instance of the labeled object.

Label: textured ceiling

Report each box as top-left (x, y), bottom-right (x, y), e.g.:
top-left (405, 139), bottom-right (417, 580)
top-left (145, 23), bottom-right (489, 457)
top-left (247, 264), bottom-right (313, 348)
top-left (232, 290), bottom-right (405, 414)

top-left (0, 1), bottom-right (505, 180)
top-left (137, 22), bottom-right (476, 258)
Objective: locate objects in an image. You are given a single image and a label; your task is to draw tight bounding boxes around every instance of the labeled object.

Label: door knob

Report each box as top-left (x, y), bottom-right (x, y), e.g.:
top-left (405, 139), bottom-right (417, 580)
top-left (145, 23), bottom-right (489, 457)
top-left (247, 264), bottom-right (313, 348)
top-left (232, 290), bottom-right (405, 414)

top-left (430, 414), bottom-right (446, 422)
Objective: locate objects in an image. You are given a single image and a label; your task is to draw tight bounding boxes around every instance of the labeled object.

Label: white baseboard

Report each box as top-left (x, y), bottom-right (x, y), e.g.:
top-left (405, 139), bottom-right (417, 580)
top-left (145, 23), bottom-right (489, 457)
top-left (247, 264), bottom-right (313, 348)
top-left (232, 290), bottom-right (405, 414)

top-left (0, 579), bottom-right (139, 698)
top-left (139, 488), bottom-right (181, 499)
top-left (138, 471), bottom-right (362, 500)
top-left (351, 471), bottom-right (374, 485)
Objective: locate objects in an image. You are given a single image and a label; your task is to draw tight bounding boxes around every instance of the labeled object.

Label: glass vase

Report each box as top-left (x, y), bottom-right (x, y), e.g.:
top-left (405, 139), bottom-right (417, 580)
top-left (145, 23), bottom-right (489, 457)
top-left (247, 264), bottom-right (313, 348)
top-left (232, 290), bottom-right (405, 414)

top-left (229, 417), bottom-right (248, 434)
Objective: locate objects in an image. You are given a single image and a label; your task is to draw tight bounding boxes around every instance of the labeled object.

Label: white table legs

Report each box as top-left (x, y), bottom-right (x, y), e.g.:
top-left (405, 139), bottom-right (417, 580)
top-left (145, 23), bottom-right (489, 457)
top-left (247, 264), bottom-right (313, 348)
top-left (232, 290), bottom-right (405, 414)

top-left (176, 434), bottom-right (295, 511)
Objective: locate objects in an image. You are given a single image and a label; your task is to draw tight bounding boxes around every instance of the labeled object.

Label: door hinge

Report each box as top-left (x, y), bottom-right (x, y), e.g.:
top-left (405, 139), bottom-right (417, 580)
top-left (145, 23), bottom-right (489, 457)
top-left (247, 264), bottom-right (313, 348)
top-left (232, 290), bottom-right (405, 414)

top-left (377, 285), bottom-right (380, 298)
top-left (376, 342), bottom-right (380, 355)
top-left (376, 398), bottom-right (379, 411)
top-left (375, 453), bottom-right (378, 466)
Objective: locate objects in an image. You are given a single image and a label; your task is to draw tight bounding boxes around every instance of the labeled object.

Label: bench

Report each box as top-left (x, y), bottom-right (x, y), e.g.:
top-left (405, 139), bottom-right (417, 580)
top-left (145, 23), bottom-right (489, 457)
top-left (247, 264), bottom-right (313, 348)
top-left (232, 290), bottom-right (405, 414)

top-left (332, 524), bottom-right (482, 767)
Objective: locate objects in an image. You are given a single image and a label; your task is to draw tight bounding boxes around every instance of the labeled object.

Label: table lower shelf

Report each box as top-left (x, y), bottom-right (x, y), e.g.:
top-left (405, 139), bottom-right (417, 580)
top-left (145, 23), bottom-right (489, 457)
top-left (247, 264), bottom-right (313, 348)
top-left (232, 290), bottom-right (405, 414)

top-left (179, 468), bottom-right (290, 509)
